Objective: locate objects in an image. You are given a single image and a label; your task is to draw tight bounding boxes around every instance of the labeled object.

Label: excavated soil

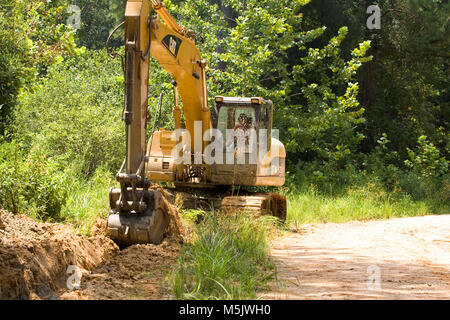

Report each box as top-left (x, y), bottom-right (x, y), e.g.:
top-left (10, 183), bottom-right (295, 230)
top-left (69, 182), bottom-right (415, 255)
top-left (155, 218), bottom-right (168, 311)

top-left (59, 212), bottom-right (183, 300)
top-left (262, 215), bottom-right (450, 300)
top-left (59, 239), bottom-right (181, 300)
top-left (0, 194), bottom-right (186, 300)
top-left (0, 210), bottom-right (118, 299)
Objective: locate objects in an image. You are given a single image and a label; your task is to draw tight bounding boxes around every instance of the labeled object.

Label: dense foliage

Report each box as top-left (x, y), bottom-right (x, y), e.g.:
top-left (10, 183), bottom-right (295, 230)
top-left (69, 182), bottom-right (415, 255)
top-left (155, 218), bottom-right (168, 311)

top-left (0, 0), bottom-right (448, 222)
top-left (13, 51), bottom-right (125, 177)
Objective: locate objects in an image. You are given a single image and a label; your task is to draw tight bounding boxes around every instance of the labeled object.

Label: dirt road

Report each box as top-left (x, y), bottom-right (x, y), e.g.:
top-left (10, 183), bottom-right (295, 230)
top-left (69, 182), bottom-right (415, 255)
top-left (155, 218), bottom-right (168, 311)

top-left (262, 215), bottom-right (450, 299)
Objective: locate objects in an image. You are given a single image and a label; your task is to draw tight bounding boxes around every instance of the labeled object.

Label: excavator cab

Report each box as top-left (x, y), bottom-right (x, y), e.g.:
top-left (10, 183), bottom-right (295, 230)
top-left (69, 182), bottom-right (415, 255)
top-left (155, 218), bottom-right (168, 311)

top-left (213, 96), bottom-right (273, 153)
top-left (214, 96), bottom-right (272, 149)
top-left (210, 96), bottom-right (285, 187)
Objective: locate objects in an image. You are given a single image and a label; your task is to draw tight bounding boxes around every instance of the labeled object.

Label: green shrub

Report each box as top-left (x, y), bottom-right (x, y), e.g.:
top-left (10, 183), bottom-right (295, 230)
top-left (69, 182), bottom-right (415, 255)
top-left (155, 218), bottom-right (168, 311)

top-left (405, 135), bottom-right (449, 178)
top-left (0, 13), bottom-right (26, 133)
top-left (0, 140), bottom-right (72, 221)
top-left (398, 171), bottom-right (449, 204)
top-left (13, 50), bottom-right (125, 178)
top-left (0, 138), bottom-right (114, 229)
top-left (286, 160), bottom-right (368, 196)
top-left (60, 165), bottom-right (113, 235)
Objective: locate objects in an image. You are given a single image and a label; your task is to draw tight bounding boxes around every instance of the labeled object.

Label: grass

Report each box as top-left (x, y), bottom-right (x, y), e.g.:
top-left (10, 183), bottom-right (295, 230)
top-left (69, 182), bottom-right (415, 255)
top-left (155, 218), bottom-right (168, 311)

top-left (58, 177), bottom-right (447, 299)
top-left (171, 211), bottom-right (278, 300)
top-left (286, 182), bottom-right (450, 230)
top-left (60, 169), bottom-right (113, 235)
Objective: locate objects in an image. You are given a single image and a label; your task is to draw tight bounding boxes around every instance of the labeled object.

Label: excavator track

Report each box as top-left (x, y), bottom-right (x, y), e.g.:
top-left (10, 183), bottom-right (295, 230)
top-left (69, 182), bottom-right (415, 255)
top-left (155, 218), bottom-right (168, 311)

top-left (164, 187), bottom-right (287, 220)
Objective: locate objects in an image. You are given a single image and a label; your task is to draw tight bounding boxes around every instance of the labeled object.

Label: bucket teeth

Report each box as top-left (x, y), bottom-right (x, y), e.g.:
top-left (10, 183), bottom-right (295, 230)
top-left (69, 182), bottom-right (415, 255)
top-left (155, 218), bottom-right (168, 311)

top-left (107, 189), bottom-right (169, 246)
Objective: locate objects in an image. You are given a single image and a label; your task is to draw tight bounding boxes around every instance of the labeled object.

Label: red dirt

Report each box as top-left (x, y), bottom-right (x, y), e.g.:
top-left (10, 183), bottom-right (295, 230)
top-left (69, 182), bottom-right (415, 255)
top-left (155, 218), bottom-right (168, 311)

top-left (0, 195), bottom-right (186, 300)
top-left (262, 215), bottom-right (450, 300)
top-left (0, 210), bottom-right (118, 299)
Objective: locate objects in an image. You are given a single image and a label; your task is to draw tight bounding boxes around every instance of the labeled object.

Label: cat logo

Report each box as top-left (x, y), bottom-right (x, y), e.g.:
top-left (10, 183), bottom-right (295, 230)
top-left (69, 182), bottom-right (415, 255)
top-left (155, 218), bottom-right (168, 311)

top-left (162, 35), bottom-right (182, 57)
top-left (169, 37), bottom-right (177, 55)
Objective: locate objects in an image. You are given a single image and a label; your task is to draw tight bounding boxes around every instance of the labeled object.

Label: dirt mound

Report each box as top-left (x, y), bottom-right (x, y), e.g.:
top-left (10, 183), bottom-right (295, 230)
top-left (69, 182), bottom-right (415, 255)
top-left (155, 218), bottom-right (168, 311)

top-left (0, 186), bottom-right (186, 300)
top-left (150, 184), bottom-right (187, 242)
top-left (58, 188), bottom-right (184, 300)
top-left (59, 238), bottom-right (180, 300)
top-left (90, 217), bottom-right (108, 237)
top-left (0, 209), bottom-right (119, 300)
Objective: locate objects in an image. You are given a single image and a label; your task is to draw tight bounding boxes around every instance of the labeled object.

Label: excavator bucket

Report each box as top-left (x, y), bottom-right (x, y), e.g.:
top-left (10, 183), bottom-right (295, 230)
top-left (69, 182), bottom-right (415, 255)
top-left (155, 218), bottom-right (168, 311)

top-left (107, 187), bottom-right (170, 246)
top-left (105, 0), bottom-right (172, 247)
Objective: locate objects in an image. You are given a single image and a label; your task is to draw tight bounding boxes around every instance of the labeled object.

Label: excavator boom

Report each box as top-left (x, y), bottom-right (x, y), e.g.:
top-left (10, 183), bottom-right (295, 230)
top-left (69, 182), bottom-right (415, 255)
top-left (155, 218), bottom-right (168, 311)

top-left (107, 0), bottom-right (168, 246)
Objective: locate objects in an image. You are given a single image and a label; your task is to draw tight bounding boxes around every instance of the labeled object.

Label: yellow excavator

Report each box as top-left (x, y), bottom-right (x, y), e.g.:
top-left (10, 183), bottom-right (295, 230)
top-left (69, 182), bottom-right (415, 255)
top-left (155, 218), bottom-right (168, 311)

top-left (107, 0), bottom-right (286, 246)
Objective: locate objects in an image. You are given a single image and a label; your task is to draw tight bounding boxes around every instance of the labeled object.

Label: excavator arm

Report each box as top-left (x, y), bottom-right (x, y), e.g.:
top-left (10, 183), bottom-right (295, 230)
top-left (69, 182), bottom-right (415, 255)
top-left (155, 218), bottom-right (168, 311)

top-left (108, 0), bottom-right (214, 246)
top-left (150, 0), bottom-right (212, 145)
top-left (123, 0), bottom-right (151, 175)
top-left (121, 0), bottom-right (211, 174)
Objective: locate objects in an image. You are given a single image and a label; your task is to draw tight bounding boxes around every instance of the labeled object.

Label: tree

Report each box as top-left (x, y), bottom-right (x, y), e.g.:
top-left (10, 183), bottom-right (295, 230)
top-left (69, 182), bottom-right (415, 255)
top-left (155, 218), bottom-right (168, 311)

top-left (166, 0), bottom-right (371, 166)
top-left (74, 0), bottom-right (125, 49)
top-left (0, 0), bottom-right (84, 133)
top-left (299, 0), bottom-right (449, 164)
